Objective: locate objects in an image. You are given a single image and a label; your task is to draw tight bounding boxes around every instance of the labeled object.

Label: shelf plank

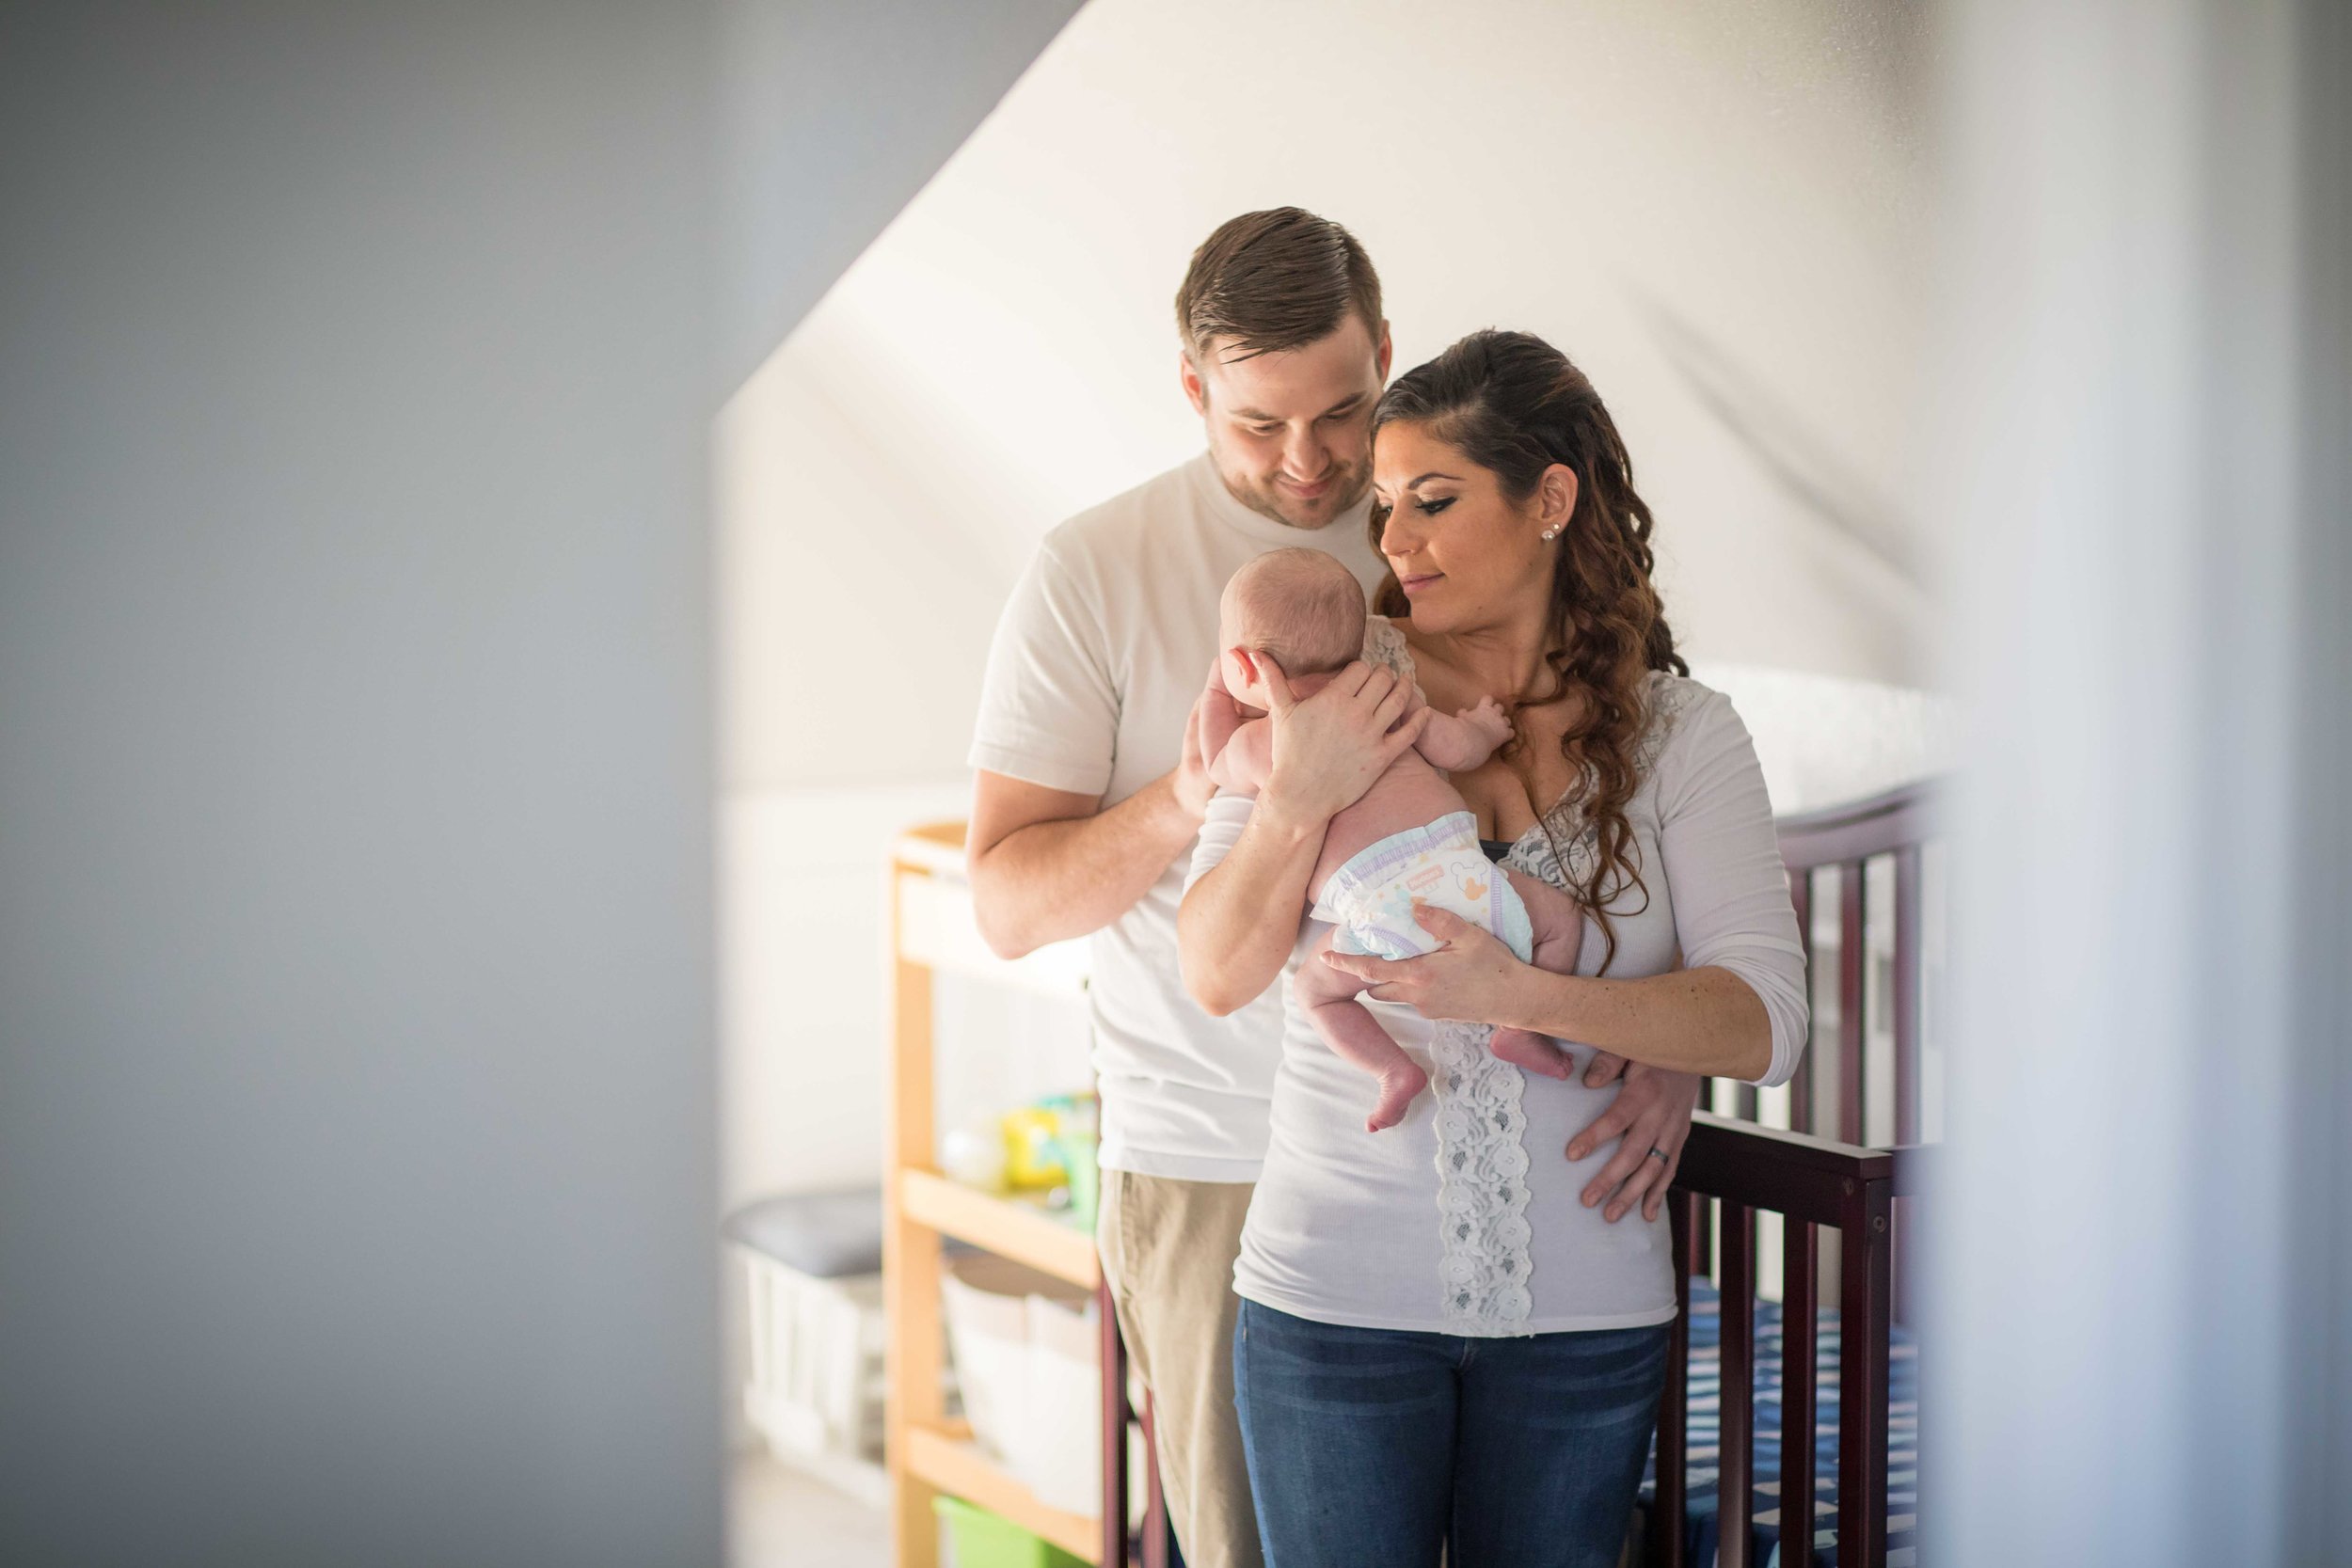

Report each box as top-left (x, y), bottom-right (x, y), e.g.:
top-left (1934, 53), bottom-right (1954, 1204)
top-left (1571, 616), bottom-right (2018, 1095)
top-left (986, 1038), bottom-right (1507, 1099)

top-left (906, 1422), bottom-right (1101, 1564)
top-left (893, 870), bottom-right (1090, 996)
top-left (901, 1170), bottom-right (1102, 1290)
top-left (893, 820), bottom-right (968, 877)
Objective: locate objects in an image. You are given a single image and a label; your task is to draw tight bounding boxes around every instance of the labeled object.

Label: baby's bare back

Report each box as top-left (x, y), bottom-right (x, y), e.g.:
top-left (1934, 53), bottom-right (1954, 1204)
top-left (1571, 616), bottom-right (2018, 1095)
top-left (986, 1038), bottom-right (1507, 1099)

top-left (1310, 752), bottom-right (1476, 899)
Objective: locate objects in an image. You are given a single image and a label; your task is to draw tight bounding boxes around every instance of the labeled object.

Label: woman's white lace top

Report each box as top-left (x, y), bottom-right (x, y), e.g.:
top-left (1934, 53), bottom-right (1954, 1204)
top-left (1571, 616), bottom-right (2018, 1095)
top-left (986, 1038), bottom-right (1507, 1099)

top-left (1186, 621), bottom-right (1807, 1337)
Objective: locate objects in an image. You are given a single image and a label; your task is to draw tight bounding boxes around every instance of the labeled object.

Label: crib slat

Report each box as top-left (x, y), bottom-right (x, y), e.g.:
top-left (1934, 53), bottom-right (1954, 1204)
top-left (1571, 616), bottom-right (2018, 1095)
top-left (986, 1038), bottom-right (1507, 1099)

top-left (1891, 846), bottom-right (1923, 1329)
top-left (1836, 1180), bottom-right (1894, 1568)
top-left (1693, 1194), bottom-right (1715, 1292)
top-left (1099, 1276), bottom-right (1131, 1568)
top-left (1141, 1392), bottom-right (1172, 1568)
top-left (1788, 871), bottom-right (1815, 1135)
top-left (1893, 846), bottom-right (1922, 1146)
top-left (1653, 1192), bottom-right (1697, 1568)
top-left (1837, 863), bottom-right (1867, 1146)
top-left (1779, 1220), bottom-right (1820, 1568)
top-left (1719, 1202), bottom-right (1756, 1568)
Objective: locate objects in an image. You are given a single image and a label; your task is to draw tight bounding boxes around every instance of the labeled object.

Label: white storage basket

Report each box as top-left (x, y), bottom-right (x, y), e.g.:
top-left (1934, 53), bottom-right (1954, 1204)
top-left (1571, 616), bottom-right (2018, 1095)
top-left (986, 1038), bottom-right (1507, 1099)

top-left (940, 1254), bottom-right (1100, 1513)
top-left (743, 1254), bottom-right (885, 1469)
top-left (727, 1189), bottom-right (889, 1502)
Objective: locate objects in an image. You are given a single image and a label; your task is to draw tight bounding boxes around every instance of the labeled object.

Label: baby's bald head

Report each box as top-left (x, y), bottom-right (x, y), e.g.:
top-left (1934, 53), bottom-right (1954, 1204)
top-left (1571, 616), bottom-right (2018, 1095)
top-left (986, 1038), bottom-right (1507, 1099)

top-left (1218, 548), bottom-right (1367, 701)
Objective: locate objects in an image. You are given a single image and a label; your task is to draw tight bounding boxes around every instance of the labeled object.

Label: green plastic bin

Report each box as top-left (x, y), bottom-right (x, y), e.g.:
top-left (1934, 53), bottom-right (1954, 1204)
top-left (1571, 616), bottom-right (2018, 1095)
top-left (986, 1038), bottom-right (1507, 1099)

top-left (932, 1494), bottom-right (1088, 1568)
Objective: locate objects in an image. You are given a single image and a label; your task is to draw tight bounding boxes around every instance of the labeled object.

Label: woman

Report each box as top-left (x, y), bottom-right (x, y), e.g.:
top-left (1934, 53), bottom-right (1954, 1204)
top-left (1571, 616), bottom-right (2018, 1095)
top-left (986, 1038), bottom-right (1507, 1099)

top-left (1179, 329), bottom-right (1807, 1567)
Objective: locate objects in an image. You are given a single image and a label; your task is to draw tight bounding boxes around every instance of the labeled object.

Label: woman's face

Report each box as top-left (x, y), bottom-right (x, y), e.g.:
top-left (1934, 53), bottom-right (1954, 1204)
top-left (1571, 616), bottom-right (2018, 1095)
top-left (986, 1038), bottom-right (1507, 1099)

top-left (1371, 420), bottom-right (1571, 636)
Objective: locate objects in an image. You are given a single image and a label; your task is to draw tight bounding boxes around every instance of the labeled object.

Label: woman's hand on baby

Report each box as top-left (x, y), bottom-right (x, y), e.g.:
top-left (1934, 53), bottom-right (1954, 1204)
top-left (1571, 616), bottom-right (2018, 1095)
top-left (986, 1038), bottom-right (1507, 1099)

top-left (1318, 902), bottom-right (1526, 1028)
top-left (1258, 657), bottom-right (1428, 824)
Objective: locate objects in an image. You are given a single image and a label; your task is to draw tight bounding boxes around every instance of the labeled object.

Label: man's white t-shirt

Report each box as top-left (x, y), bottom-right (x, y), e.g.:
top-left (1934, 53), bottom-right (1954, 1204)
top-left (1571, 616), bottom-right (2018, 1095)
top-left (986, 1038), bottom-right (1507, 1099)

top-left (969, 451), bottom-right (1388, 1182)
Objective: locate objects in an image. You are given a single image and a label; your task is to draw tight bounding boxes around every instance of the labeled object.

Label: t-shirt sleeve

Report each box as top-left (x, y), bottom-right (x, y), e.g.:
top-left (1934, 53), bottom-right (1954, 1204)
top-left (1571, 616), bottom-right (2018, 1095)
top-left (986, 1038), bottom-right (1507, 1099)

top-left (967, 541), bottom-right (1120, 798)
top-left (1653, 689), bottom-right (1811, 1087)
top-left (1183, 790), bottom-right (1255, 894)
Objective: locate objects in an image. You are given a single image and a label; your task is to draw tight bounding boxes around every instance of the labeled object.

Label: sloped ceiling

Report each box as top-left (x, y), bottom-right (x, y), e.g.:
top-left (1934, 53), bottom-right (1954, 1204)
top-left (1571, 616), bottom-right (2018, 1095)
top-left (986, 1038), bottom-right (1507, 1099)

top-left (722, 0), bottom-right (1938, 792)
top-left (722, 0), bottom-right (1086, 388)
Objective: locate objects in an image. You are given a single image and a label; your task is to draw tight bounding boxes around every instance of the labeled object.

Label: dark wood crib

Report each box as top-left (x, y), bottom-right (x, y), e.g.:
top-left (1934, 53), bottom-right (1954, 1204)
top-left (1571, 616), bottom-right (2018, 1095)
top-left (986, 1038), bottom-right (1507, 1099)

top-left (1645, 779), bottom-right (1944, 1568)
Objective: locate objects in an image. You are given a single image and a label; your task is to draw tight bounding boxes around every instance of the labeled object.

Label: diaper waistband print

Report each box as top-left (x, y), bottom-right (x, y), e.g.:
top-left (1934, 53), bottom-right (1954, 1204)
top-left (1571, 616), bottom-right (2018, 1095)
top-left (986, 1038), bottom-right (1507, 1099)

top-left (1322, 811), bottom-right (1485, 903)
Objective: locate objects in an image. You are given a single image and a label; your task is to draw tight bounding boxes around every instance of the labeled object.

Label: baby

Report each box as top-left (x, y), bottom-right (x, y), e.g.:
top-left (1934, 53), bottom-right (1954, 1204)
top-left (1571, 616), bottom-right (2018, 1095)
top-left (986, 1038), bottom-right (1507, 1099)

top-left (1200, 548), bottom-right (1586, 1132)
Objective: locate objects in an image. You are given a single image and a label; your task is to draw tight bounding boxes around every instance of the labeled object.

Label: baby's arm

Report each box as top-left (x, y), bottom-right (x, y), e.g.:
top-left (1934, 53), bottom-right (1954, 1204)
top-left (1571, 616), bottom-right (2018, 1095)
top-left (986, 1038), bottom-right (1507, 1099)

top-left (1196, 659), bottom-right (1246, 770)
top-left (1207, 716), bottom-right (1276, 795)
top-left (1415, 696), bottom-right (1515, 773)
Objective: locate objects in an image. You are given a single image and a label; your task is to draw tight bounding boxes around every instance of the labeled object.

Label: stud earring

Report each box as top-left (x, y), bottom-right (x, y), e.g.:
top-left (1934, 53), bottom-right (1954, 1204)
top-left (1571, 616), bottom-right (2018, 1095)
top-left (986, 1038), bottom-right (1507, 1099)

top-left (1541, 526), bottom-right (1561, 541)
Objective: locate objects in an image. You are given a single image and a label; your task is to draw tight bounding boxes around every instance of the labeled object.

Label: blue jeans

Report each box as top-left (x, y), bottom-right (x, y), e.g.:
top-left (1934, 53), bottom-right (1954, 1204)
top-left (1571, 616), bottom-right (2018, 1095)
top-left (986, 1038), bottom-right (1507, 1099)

top-left (1232, 1299), bottom-right (1670, 1568)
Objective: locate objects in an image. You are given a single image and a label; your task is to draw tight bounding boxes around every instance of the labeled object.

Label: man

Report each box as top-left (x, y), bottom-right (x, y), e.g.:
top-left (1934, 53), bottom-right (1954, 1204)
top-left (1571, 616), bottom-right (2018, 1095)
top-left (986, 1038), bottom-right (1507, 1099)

top-left (967, 208), bottom-right (1404, 1568)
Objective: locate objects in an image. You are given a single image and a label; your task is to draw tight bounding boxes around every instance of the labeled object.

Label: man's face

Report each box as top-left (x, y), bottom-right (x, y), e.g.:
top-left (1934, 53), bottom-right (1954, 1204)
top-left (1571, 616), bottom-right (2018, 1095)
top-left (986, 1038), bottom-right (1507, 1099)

top-left (1183, 315), bottom-right (1392, 531)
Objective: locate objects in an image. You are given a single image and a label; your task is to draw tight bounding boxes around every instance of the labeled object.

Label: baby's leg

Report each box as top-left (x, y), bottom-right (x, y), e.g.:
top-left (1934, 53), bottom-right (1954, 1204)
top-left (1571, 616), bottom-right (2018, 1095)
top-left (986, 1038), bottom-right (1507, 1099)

top-left (1509, 870), bottom-right (1585, 972)
top-left (1488, 870), bottom-right (1585, 1080)
top-left (1295, 929), bottom-right (1430, 1132)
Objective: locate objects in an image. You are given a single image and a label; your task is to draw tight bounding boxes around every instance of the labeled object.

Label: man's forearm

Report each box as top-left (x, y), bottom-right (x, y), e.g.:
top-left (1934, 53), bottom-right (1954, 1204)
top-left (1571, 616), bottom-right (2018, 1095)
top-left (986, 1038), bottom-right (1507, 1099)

top-left (1177, 792), bottom-right (1327, 1016)
top-left (969, 774), bottom-right (1198, 958)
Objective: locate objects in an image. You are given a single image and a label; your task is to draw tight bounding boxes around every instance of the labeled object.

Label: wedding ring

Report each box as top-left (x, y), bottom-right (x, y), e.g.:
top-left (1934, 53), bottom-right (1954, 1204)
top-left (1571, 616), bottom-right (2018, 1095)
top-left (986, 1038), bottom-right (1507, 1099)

top-left (1645, 1147), bottom-right (1669, 1164)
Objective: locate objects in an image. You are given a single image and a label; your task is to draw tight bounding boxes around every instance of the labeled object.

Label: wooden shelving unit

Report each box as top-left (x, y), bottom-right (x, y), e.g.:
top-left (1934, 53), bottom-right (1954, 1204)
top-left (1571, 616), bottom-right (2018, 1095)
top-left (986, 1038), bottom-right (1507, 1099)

top-left (899, 1169), bottom-right (1102, 1287)
top-left (885, 821), bottom-right (1164, 1568)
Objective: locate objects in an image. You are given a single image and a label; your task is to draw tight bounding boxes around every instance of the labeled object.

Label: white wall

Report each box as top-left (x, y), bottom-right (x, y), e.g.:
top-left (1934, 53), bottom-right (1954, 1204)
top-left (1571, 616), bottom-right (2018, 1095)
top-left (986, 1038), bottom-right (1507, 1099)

top-left (719, 784), bottom-right (1095, 1210)
top-left (716, 0), bottom-right (1939, 1223)
top-left (720, 0), bottom-right (1083, 388)
top-left (1932, 0), bottom-right (2352, 1557)
top-left (722, 0), bottom-right (1933, 797)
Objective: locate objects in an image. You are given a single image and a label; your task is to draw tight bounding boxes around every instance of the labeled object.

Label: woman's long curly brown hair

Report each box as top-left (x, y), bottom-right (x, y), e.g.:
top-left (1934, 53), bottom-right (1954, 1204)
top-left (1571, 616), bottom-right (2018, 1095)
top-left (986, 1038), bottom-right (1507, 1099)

top-left (1370, 329), bottom-right (1686, 974)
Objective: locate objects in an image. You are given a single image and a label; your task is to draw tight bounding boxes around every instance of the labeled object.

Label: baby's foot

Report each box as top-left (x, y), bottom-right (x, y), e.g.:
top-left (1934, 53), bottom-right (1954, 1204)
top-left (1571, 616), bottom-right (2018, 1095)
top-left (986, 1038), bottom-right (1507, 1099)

top-left (1490, 1026), bottom-right (1575, 1080)
top-left (1366, 1059), bottom-right (1431, 1132)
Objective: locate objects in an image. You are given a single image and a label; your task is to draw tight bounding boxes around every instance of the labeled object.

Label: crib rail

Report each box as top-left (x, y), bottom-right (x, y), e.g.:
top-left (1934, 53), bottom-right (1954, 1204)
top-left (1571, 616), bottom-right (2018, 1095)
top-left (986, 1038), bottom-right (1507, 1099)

top-left (1647, 779), bottom-right (1947, 1568)
top-left (1772, 780), bottom-right (1946, 1145)
top-left (1652, 1116), bottom-right (1899, 1568)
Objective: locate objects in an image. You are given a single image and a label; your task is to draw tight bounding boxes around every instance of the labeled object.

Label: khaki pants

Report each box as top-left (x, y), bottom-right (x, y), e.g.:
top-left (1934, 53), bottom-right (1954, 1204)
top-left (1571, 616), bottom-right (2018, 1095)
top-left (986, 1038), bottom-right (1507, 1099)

top-left (1096, 1170), bottom-right (1263, 1568)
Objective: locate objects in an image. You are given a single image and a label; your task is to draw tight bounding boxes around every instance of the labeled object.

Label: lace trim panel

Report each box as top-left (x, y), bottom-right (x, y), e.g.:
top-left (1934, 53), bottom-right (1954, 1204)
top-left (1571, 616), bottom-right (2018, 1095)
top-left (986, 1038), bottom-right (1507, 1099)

top-left (1428, 1017), bottom-right (1537, 1332)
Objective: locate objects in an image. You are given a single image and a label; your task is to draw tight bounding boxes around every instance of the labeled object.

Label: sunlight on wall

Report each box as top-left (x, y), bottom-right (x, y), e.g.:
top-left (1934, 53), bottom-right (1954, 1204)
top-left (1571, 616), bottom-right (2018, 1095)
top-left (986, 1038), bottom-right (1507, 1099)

top-left (722, 0), bottom-right (1935, 796)
top-left (717, 0), bottom-right (1942, 1212)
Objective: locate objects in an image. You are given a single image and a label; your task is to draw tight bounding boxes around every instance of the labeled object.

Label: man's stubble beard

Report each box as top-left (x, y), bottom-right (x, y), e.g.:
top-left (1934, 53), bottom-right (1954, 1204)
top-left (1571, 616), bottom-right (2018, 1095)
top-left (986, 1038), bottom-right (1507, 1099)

top-left (1220, 455), bottom-right (1373, 532)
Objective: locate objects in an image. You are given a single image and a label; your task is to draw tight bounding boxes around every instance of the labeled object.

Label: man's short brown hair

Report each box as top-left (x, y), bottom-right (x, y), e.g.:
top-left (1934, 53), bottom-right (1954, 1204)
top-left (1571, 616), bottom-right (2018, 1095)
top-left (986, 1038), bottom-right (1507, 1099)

top-left (1175, 207), bottom-right (1382, 365)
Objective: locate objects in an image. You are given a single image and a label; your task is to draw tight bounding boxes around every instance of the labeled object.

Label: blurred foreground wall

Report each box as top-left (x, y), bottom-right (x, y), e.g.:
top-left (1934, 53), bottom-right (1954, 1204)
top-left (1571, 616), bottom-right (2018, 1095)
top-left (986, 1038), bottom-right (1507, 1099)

top-left (0, 7), bottom-right (722, 1564)
top-left (1934, 0), bottom-right (2351, 1558)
